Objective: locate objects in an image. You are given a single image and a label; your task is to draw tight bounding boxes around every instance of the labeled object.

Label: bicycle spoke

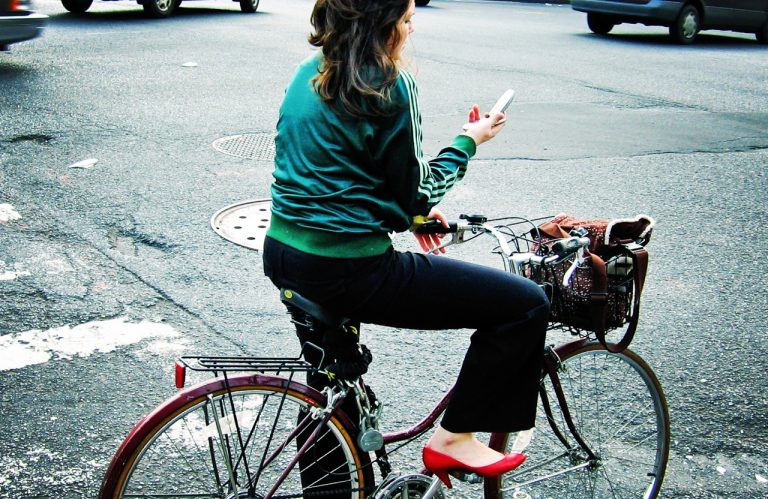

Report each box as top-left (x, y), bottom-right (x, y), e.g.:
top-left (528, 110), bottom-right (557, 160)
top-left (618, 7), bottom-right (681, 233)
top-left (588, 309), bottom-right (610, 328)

top-left (303, 444), bottom-right (352, 489)
top-left (123, 494), bottom-right (220, 498)
top-left (260, 405), bottom-right (315, 471)
top-left (164, 415), bottom-right (220, 490)
top-left (494, 345), bottom-right (669, 499)
top-left (112, 383), bottom-right (369, 498)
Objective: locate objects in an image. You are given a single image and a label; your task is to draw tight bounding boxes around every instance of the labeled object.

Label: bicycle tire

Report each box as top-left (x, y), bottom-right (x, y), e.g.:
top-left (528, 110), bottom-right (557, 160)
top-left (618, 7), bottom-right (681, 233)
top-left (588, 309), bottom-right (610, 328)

top-left (99, 373), bottom-right (373, 498)
top-left (485, 341), bottom-right (670, 498)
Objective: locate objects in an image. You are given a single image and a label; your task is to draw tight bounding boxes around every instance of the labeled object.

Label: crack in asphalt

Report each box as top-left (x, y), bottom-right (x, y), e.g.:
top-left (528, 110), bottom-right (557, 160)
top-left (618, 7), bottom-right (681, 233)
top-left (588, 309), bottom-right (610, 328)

top-left (75, 244), bottom-right (252, 354)
top-left (417, 53), bottom-right (710, 112)
top-left (575, 80), bottom-right (707, 111)
top-left (475, 143), bottom-right (768, 162)
top-left (1, 204), bottom-right (249, 353)
top-left (4, 134), bottom-right (57, 145)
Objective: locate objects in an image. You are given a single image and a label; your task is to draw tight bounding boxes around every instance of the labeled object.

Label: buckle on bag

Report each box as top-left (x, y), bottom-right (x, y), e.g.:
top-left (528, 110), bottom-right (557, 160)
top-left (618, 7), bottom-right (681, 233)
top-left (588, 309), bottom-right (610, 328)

top-left (538, 283), bottom-right (553, 302)
top-left (623, 241), bottom-right (644, 253)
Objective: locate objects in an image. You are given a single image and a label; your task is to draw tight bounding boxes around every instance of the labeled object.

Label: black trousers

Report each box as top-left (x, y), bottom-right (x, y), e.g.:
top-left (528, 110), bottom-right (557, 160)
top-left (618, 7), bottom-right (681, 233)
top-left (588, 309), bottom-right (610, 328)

top-left (263, 236), bottom-right (549, 433)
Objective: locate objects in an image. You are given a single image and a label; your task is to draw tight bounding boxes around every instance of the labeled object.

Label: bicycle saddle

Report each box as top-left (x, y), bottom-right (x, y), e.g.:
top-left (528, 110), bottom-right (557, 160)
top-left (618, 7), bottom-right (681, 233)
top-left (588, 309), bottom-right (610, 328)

top-left (279, 289), bottom-right (351, 330)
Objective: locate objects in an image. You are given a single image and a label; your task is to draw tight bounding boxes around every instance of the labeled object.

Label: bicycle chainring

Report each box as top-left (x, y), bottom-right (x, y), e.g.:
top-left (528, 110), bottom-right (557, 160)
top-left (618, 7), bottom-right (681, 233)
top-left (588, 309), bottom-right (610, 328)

top-left (224, 491), bottom-right (264, 499)
top-left (373, 473), bottom-right (444, 499)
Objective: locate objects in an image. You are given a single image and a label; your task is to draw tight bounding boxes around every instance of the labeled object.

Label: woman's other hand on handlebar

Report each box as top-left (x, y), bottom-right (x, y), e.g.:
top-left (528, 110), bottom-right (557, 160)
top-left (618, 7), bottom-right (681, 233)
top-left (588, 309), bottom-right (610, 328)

top-left (461, 104), bottom-right (506, 146)
top-left (414, 207), bottom-right (449, 255)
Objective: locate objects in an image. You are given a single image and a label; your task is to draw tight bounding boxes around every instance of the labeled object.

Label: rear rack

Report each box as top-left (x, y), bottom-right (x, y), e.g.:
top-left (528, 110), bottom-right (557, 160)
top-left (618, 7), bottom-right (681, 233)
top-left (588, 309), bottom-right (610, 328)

top-left (177, 342), bottom-right (324, 376)
top-left (179, 355), bottom-right (314, 374)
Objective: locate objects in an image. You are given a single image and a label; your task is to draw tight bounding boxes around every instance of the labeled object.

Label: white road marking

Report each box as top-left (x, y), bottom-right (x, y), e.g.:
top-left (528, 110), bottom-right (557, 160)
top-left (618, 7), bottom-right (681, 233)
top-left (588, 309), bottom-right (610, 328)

top-left (0, 318), bottom-right (181, 371)
top-left (0, 203), bottom-right (21, 222)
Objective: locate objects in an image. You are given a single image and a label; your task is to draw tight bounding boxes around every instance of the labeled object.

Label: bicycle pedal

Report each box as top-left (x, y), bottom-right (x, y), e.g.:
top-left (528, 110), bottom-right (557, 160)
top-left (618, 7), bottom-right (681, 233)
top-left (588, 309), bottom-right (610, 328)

top-left (449, 470), bottom-right (483, 484)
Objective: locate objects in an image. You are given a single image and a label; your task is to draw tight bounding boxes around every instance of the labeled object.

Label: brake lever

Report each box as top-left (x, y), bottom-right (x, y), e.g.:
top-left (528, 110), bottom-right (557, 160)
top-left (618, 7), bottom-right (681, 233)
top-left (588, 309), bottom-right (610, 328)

top-left (431, 231), bottom-right (464, 251)
top-left (422, 221), bottom-right (473, 253)
top-left (562, 247), bottom-right (587, 287)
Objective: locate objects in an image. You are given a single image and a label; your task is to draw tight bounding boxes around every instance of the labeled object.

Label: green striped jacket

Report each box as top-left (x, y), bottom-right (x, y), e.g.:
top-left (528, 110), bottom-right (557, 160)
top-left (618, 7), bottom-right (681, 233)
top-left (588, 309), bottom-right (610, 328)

top-left (268, 52), bottom-right (477, 258)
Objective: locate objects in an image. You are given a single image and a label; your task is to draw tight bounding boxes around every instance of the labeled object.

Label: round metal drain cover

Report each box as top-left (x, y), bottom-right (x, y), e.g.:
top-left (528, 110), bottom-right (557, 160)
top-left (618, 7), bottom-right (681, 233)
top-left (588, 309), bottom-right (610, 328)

top-left (212, 132), bottom-right (276, 161)
top-left (211, 199), bottom-right (271, 251)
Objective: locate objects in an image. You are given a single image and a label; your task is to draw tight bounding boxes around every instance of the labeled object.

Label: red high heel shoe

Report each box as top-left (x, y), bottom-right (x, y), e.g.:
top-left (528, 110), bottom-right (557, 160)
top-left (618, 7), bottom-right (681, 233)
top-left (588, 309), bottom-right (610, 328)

top-left (422, 446), bottom-right (525, 489)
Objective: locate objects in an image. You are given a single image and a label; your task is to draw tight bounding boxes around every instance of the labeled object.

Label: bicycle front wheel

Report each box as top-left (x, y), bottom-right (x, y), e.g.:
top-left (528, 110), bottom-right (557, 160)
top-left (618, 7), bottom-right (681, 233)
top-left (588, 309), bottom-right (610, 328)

top-left (100, 374), bottom-right (372, 498)
top-left (486, 341), bottom-right (670, 498)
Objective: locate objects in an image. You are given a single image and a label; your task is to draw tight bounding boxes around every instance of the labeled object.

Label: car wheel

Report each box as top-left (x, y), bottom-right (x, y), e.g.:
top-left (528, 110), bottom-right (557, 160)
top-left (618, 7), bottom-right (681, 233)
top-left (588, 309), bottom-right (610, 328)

top-left (240, 0), bottom-right (259, 13)
top-left (416, 0), bottom-right (430, 6)
top-left (61, 0), bottom-right (93, 14)
top-left (142, 0), bottom-right (176, 18)
top-left (757, 21), bottom-right (768, 44)
top-left (587, 12), bottom-right (615, 35)
top-left (670, 4), bottom-right (700, 44)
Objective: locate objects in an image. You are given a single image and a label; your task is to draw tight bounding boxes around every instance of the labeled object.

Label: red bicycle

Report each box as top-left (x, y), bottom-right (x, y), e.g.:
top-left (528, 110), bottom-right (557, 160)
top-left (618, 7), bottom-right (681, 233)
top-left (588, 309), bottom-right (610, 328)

top-left (99, 214), bottom-right (669, 498)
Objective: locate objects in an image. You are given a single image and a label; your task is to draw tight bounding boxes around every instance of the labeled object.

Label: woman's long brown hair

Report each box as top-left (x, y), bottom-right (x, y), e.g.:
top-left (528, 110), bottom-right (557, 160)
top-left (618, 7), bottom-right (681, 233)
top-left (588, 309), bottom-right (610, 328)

top-left (309, 0), bottom-right (410, 118)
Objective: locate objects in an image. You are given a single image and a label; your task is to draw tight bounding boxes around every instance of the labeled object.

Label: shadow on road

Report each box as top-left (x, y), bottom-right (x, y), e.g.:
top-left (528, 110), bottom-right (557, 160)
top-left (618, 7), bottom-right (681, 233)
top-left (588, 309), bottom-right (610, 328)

top-left (573, 31), bottom-right (766, 50)
top-left (48, 4), bottom-right (273, 24)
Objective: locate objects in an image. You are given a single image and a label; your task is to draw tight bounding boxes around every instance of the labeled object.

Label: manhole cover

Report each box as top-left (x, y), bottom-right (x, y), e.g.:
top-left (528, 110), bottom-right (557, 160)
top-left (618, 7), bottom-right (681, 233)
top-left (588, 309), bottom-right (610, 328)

top-left (212, 132), bottom-right (276, 161)
top-left (211, 199), bottom-right (271, 251)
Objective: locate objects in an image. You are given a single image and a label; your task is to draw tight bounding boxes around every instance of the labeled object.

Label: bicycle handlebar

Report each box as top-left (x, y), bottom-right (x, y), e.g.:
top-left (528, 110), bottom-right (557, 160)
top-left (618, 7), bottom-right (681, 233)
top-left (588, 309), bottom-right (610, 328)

top-left (413, 219), bottom-right (460, 234)
top-left (550, 236), bottom-right (591, 258)
top-left (413, 214), bottom-right (590, 272)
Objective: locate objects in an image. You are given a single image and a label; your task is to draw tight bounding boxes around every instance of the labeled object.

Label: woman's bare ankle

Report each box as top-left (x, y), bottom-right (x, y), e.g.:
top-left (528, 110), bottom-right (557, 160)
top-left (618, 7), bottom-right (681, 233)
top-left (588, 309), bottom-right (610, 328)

top-left (426, 427), bottom-right (504, 467)
top-left (426, 427), bottom-right (471, 451)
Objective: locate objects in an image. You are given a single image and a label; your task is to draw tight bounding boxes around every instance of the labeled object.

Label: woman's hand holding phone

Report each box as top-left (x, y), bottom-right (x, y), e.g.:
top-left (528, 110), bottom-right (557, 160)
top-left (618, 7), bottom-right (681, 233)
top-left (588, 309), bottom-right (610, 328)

top-left (460, 89), bottom-right (514, 146)
top-left (461, 104), bottom-right (506, 146)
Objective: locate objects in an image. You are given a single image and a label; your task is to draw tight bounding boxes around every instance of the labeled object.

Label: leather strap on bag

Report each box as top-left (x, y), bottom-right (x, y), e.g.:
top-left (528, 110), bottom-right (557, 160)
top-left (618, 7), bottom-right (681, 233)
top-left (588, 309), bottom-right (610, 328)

top-left (588, 253), bottom-right (609, 348)
top-left (591, 243), bottom-right (649, 353)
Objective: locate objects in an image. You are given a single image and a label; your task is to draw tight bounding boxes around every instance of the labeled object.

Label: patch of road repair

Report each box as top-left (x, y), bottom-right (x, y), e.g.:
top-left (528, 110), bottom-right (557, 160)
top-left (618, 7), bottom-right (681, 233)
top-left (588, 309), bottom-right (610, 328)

top-left (0, 203), bottom-right (22, 222)
top-left (0, 447), bottom-right (104, 493)
top-left (0, 260), bottom-right (31, 281)
top-left (0, 317), bottom-right (182, 371)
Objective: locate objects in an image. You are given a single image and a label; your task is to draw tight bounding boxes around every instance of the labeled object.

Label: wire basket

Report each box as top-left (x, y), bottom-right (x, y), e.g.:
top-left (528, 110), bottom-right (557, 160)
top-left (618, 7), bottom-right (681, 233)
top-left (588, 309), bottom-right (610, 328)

top-left (488, 217), bottom-right (636, 338)
top-left (530, 255), bottom-right (635, 336)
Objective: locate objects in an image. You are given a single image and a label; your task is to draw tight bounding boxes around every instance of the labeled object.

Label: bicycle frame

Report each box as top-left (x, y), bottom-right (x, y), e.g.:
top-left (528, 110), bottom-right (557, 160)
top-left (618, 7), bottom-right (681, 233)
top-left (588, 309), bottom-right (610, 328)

top-left (103, 212), bottom-right (667, 499)
top-left (376, 339), bottom-right (599, 474)
top-left (243, 340), bottom-right (600, 498)
top-left (168, 223), bottom-right (597, 497)
top-left (486, 337), bottom-right (601, 494)
top-left (262, 385), bottom-right (351, 498)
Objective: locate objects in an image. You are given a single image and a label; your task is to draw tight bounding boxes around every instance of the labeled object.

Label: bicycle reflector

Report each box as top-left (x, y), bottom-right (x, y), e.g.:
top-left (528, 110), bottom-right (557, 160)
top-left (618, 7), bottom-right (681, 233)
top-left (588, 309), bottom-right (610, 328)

top-left (175, 361), bottom-right (186, 389)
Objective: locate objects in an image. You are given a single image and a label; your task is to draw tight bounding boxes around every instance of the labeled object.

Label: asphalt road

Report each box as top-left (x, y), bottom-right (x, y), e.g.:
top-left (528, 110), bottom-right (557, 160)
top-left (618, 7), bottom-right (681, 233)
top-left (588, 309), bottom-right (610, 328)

top-left (1, 0), bottom-right (767, 497)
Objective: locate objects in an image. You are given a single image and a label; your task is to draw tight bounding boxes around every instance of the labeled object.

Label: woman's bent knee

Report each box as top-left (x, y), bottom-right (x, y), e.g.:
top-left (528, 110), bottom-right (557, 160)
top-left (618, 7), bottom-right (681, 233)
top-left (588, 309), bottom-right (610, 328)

top-left (517, 276), bottom-right (551, 314)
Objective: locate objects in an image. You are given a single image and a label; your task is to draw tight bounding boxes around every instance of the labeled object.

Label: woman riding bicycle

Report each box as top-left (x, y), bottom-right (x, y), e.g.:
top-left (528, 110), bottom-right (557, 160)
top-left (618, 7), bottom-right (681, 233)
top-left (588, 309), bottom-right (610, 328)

top-left (262, 0), bottom-right (550, 487)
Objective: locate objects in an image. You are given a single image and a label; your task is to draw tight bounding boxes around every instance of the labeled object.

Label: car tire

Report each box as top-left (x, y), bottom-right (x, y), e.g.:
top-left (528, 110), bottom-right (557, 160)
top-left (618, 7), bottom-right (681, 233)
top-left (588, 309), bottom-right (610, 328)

top-left (587, 12), bottom-right (615, 35)
top-left (61, 0), bottom-right (93, 14)
top-left (416, 0), bottom-right (430, 6)
top-left (670, 4), bottom-right (700, 44)
top-left (757, 21), bottom-right (768, 44)
top-left (240, 0), bottom-right (259, 13)
top-left (142, 0), bottom-right (176, 18)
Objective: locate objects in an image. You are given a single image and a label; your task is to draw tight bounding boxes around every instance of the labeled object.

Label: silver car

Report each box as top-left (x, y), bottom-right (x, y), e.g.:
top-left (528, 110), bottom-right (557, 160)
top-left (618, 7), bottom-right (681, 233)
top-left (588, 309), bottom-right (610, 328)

top-left (0, 0), bottom-right (47, 51)
top-left (571, 0), bottom-right (768, 44)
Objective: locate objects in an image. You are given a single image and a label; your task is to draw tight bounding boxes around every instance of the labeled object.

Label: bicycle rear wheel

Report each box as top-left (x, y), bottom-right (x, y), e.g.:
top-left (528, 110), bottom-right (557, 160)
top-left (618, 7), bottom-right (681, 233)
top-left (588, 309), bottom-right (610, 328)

top-left (486, 341), bottom-right (669, 498)
top-left (100, 374), bottom-right (372, 498)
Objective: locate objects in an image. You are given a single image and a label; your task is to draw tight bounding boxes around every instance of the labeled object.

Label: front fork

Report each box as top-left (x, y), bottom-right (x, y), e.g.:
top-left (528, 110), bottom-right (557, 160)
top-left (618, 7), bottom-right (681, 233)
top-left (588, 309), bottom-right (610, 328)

top-left (541, 346), bottom-right (598, 464)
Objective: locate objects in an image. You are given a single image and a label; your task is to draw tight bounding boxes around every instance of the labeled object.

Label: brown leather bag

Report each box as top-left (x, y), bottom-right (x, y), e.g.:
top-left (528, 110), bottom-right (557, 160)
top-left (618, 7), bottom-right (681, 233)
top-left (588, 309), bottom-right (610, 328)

top-left (533, 214), bottom-right (654, 353)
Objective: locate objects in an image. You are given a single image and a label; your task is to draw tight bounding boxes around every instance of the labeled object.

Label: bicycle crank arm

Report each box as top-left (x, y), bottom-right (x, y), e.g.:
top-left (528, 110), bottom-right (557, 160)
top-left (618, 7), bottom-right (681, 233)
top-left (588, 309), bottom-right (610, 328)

top-left (421, 475), bottom-right (444, 498)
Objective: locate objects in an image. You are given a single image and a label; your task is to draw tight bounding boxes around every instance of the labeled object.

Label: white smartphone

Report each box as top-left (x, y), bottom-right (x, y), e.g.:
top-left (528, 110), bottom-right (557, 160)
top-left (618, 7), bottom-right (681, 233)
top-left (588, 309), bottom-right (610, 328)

top-left (462, 88), bottom-right (515, 130)
top-left (489, 88), bottom-right (516, 115)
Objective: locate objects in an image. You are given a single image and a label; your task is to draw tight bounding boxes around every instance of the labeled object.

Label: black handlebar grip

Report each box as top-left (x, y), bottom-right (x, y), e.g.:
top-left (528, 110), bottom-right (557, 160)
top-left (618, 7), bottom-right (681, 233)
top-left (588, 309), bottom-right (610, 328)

top-left (414, 220), bottom-right (459, 234)
top-left (551, 237), bottom-right (589, 257)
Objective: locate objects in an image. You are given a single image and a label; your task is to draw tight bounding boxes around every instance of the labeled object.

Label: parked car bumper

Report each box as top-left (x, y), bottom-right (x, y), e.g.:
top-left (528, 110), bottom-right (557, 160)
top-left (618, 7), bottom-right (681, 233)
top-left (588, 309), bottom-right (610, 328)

top-left (0, 12), bottom-right (48, 47)
top-left (571, 0), bottom-right (682, 23)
